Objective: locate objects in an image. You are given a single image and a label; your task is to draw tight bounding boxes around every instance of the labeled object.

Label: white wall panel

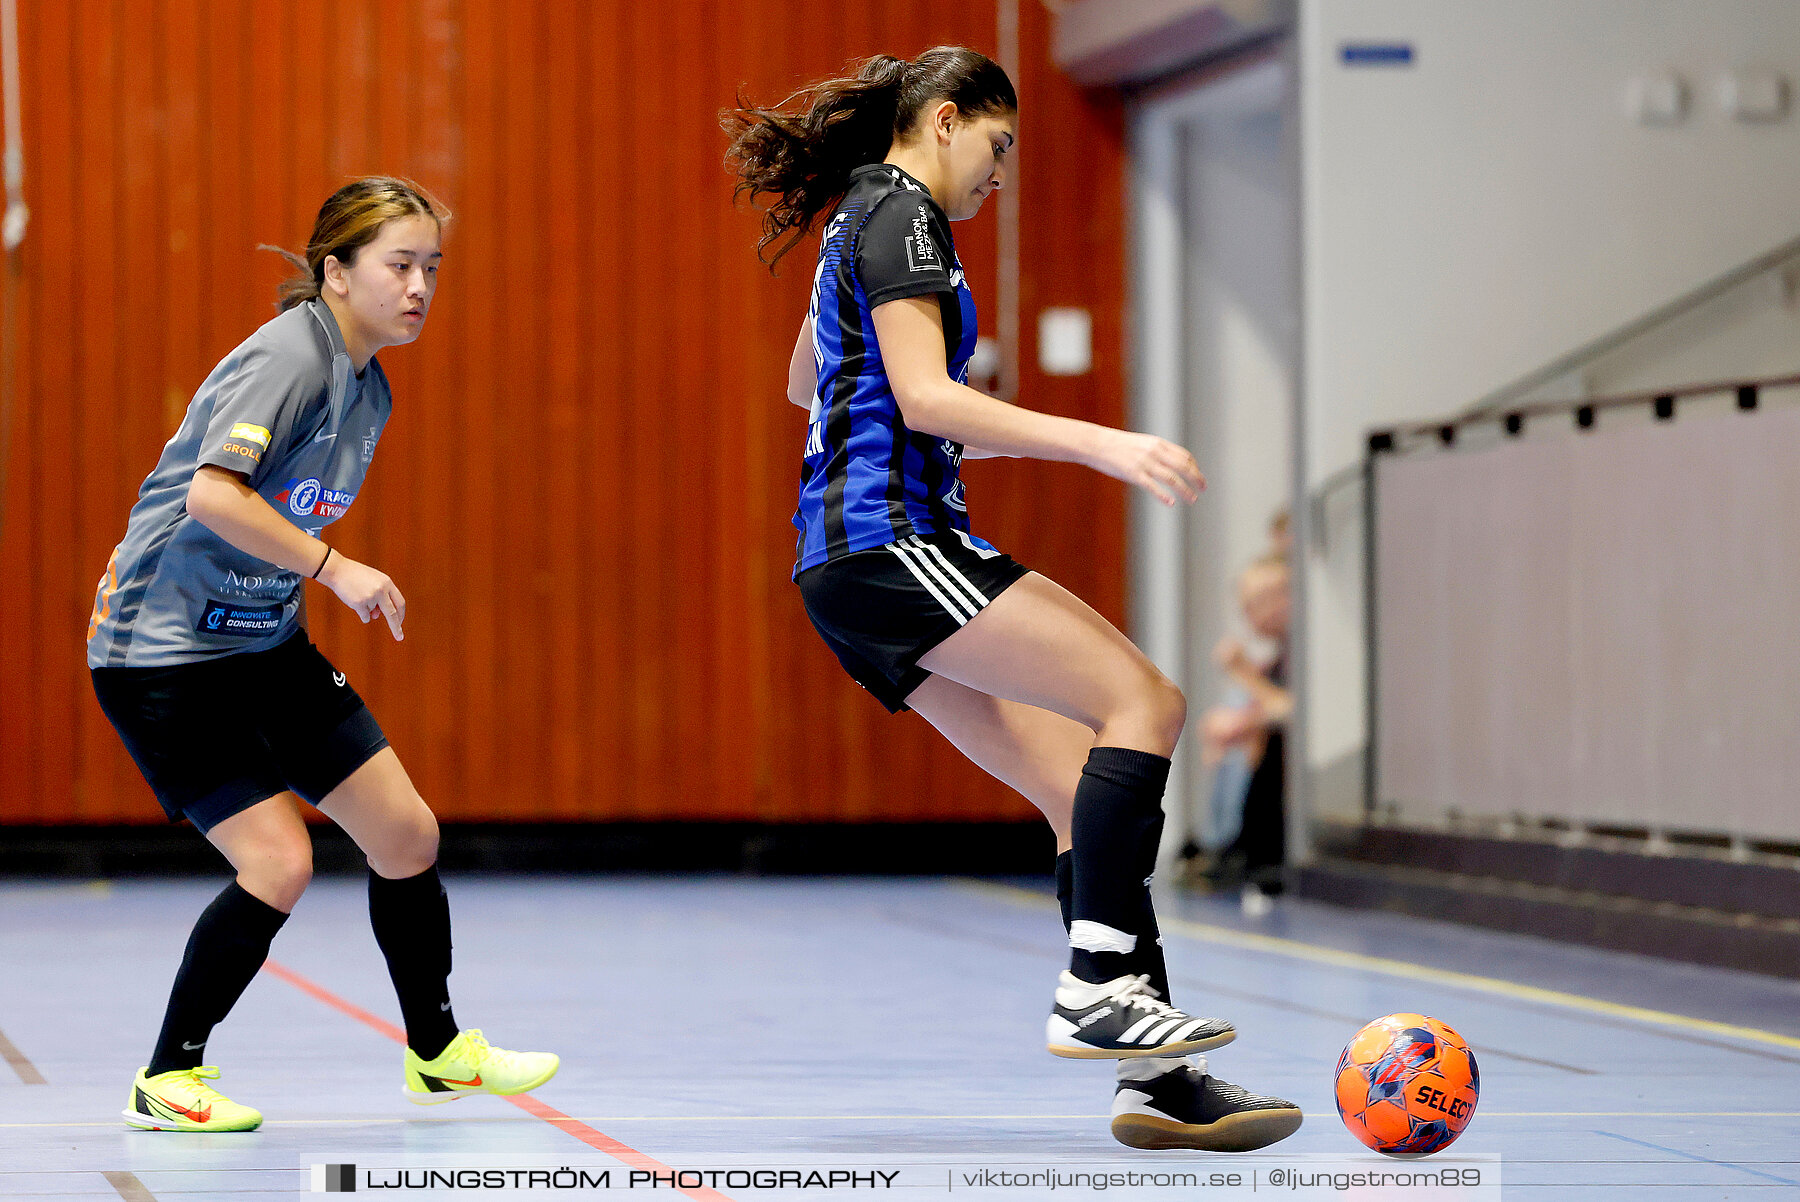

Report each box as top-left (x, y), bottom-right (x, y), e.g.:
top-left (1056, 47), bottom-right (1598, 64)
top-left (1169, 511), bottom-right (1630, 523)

top-left (1300, 0), bottom-right (1800, 775)
top-left (1376, 406), bottom-right (1800, 842)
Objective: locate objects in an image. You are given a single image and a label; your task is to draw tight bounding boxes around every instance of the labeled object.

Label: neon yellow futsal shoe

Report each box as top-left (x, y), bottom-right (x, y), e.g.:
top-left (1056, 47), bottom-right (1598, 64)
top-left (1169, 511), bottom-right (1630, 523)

top-left (123, 1066), bottom-right (263, 1132)
top-left (403, 1029), bottom-right (559, 1104)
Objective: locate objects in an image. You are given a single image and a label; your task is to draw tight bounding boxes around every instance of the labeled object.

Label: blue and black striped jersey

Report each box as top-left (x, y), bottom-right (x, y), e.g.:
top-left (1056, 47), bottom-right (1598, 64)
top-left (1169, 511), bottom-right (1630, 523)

top-left (792, 163), bottom-right (997, 576)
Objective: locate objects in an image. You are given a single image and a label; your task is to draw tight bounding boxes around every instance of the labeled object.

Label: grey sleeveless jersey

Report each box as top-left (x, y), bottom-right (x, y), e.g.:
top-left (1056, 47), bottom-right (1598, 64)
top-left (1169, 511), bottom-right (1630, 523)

top-left (87, 300), bottom-right (391, 667)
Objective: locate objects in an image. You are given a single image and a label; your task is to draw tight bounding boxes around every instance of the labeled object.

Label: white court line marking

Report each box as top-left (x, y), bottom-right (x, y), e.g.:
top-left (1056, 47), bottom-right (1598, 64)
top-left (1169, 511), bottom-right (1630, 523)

top-left (964, 880), bottom-right (1800, 1052)
top-left (8, 1111), bottom-right (1800, 1130)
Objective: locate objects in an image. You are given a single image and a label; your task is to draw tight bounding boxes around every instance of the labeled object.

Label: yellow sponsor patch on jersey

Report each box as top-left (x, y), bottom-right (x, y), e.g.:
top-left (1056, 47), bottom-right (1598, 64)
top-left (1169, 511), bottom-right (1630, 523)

top-left (227, 423), bottom-right (272, 448)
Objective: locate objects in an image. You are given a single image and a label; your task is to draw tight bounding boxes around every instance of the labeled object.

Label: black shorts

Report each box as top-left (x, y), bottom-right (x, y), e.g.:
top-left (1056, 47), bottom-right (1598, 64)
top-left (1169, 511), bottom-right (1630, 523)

top-left (90, 630), bottom-right (389, 834)
top-left (796, 531), bottom-right (1030, 713)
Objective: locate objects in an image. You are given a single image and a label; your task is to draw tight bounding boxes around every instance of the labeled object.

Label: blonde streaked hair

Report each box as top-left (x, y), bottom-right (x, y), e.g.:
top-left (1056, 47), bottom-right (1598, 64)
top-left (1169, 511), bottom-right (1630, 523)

top-left (261, 176), bottom-right (450, 311)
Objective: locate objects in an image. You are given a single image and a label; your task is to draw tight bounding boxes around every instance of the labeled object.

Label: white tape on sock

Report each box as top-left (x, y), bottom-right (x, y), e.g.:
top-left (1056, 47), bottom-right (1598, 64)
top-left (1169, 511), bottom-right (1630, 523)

top-left (1069, 920), bottom-right (1138, 954)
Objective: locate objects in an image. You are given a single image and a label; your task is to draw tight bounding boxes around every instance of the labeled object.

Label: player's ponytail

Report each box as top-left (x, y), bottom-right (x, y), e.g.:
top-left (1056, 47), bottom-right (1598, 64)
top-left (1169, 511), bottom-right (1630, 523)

top-left (723, 47), bottom-right (1016, 270)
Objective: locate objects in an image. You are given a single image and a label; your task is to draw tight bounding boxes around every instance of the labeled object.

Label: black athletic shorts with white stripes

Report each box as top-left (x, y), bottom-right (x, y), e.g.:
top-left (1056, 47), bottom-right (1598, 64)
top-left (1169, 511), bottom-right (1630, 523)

top-left (796, 531), bottom-right (1030, 713)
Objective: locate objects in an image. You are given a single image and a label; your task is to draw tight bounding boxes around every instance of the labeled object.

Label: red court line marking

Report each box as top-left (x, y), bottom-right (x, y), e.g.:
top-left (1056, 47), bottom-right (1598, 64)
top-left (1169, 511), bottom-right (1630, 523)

top-left (261, 959), bottom-right (733, 1202)
top-left (261, 961), bottom-right (406, 1043)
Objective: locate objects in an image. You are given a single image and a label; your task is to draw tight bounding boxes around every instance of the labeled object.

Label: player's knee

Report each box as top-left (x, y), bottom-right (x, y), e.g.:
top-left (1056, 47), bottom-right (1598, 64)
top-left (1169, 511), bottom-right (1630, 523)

top-left (408, 803), bottom-right (441, 869)
top-left (1137, 670), bottom-right (1187, 748)
top-left (1159, 675), bottom-right (1189, 736)
top-left (244, 839), bottom-right (312, 911)
top-left (378, 798), bottom-right (439, 878)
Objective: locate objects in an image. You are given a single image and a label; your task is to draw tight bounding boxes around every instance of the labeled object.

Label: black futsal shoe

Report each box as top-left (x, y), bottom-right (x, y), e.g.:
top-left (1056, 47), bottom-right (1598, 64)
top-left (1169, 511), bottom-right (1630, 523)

top-left (1045, 971), bottom-right (1237, 1059)
top-left (1112, 1065), bottom-right (1304, 1151)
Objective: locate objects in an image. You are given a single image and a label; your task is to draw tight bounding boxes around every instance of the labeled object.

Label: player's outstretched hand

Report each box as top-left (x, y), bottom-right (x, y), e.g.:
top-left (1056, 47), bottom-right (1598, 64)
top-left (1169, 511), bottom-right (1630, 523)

top-left (1087, 428), bottom-right (1206, 506)
top-left (318, 551), bottom-right (406, 641)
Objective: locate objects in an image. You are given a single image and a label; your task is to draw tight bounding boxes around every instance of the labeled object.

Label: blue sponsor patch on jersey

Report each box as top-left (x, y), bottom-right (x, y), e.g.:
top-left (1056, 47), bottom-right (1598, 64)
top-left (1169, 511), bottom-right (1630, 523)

top-left (281, 477), bottom-right (321, 517)
top-left (196, 600), bottom-right (286, 637)
top-left (275, 477), bottom-right (355, 520)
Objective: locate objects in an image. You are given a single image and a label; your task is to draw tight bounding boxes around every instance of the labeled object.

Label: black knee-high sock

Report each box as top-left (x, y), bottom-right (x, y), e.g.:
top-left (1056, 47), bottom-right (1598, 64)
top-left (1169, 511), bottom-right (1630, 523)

top-left (369, 866), bottom-right (458, 1061)
top-left (1062, 844), bottom-right (1171, 1000)
top-left (1135, 886), bottom-right (1170, 1002)
top-left (1055, 850), bottom-right (1074, 932)
top-left (1068, 747), bottom-right (1173, 990)
top-left (146, 881), bottom-right (289, 1076)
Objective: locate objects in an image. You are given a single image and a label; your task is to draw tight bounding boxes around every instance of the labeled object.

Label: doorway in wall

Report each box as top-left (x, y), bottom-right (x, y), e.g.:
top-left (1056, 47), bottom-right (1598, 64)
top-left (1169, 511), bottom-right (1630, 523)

top-left (1130, 56), bottom-right (1299, 860)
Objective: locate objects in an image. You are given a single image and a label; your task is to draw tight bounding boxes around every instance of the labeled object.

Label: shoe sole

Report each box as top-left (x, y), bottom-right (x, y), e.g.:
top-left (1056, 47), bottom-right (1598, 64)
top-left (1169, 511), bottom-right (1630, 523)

top-left (404, 1061), bottom-right (560, 1105)
top-left (122, 1108), bottom-right (261, 1133)
top-left (1047, 1029), bottom-right (1237, 1059)
top-left (1111, 1107), bottom-right (1304, 1152)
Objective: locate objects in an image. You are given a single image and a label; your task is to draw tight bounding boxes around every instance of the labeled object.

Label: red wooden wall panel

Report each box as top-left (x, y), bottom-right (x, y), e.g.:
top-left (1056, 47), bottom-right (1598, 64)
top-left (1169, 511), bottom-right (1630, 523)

top-left (0, 1), bottom-right (1128, 826)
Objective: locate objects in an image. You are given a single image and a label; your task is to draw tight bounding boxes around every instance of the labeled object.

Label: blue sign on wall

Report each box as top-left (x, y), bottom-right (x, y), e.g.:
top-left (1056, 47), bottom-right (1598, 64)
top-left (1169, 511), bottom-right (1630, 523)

top-left (1341, 43), bottom-right (1415, 66)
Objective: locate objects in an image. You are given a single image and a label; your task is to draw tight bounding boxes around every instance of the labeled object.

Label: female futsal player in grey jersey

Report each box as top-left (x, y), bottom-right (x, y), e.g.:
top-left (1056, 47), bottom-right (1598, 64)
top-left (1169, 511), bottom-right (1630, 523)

top-left (87, 178), bottom-right (556, 1131)
top-left (726, 50), bottom-right (1301, 1152)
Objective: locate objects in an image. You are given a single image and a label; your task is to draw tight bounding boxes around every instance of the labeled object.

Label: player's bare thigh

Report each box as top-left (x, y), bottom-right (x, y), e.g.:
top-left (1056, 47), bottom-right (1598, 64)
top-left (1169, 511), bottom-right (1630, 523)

top-left (917, 572), bottom-right (1186, 757)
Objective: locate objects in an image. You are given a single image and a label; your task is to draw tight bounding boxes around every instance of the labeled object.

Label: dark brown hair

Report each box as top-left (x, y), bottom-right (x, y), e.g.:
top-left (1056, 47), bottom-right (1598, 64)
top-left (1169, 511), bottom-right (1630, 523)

top-left (722, 47), bottom-right (1017, 269)
top-left (261, 176), bottom-right (450, 311)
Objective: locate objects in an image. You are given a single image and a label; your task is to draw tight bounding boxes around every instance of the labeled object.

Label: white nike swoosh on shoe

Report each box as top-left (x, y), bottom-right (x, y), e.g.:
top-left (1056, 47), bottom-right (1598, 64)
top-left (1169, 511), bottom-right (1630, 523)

top-left (440, 1001), bottom-right (451, 1011)
top-left (182, 1041), bottom-right (205, 1051)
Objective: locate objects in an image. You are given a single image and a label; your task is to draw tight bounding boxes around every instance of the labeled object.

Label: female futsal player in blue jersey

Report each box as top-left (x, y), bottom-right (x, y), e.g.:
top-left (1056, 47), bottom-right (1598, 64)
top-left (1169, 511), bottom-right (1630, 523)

top-left (725, 49), bottom-right (1301, 1152)
top-left (87, 178), bottom-right (556, 1131)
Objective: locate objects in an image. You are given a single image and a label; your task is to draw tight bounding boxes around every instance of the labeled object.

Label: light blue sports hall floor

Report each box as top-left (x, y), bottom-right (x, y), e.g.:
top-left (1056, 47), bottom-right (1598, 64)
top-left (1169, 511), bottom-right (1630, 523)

top-left (3, 875), bottom-right (1798, 1200)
